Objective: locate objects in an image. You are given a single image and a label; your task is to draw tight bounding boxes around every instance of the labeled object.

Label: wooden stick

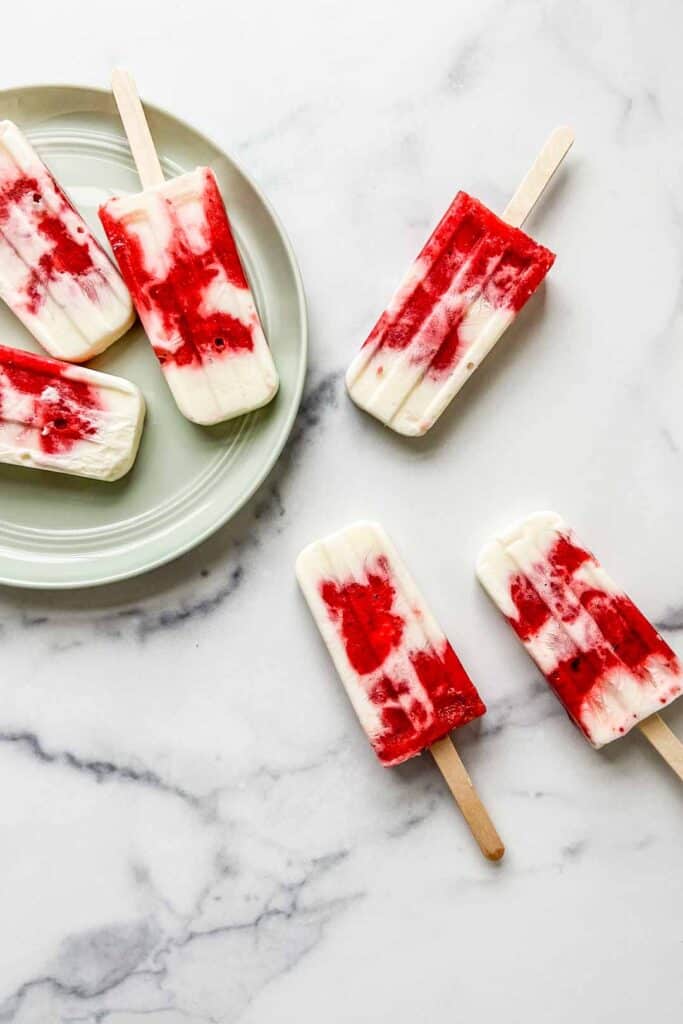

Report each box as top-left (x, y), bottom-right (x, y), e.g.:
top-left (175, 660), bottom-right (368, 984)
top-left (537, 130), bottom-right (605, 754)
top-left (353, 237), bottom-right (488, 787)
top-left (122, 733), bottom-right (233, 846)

top-left (639, 714), bottom-right (683, 781)
top-left (430, 736), bottom-right (505, 860)
top-left (502, 125), bottom-right (574, 229)
top-left (111, 68), bottom-right (165, 189)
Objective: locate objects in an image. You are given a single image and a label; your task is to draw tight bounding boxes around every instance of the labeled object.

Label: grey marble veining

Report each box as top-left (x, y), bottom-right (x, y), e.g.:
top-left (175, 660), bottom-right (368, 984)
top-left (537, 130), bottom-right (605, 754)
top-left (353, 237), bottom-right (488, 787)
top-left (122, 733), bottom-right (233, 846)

top-left (1, 1), bottom-right (682, 1022)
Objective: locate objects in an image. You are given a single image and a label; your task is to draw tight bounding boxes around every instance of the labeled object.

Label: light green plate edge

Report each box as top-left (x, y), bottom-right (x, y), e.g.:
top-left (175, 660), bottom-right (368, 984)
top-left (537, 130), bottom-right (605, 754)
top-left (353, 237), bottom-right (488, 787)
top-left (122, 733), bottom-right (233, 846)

top-left (0, 85), bottom-right (307, 589)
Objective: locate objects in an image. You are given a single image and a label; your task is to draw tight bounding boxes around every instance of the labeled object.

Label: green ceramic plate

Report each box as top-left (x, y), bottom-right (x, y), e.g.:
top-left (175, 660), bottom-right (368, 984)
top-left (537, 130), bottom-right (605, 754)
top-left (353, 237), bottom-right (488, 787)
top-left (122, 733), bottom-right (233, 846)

top-left (0, 85), bottom-right (307, 589)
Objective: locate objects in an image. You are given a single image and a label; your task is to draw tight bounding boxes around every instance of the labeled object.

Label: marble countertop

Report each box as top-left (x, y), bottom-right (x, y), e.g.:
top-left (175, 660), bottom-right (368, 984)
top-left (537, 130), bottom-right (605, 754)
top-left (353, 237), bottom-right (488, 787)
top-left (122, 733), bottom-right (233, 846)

top-left (1, 1), bottom-right (682, 1021)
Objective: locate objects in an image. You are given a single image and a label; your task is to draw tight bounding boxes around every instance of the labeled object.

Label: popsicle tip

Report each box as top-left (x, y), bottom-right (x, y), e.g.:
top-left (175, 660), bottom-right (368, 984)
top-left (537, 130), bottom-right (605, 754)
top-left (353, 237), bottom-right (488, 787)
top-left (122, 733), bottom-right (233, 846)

top-left (475, 537), bottom-right (501, 582)
top-left (296, 520), bottom-right (388, 580)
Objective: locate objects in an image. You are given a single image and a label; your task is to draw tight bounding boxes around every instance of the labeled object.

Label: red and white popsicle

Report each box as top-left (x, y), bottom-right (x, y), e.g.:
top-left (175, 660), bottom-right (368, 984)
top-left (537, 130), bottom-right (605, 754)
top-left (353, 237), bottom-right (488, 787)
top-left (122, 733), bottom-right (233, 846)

top-left (346, 127), bottom-right (573, 436)
top-left (0, 121), bottom-right (134, 363)
top-left (297, 521), bottom-right (504, 859)
top-left (100, 70), bottom-right (279, 426)
top-left (0, 343), bottom-right (144, 481)
top-left (477, 512), bottom-right (683, 778)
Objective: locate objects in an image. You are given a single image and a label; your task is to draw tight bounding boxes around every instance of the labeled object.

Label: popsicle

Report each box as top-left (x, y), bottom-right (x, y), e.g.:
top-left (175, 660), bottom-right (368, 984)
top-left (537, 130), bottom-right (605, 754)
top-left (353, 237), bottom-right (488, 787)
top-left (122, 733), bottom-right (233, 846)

top-left (0, 120), bottom-right (135, 362)
top-left (477, 512), bottom-right (683, 778)
top-left (0, 343), bottom-right (145, 481)
top-left (346, 127), bottom-right (574, 436)
top-left (297, 521), bottom-right (504, 859)
top-left (99, 70), bottom-right (279, 425)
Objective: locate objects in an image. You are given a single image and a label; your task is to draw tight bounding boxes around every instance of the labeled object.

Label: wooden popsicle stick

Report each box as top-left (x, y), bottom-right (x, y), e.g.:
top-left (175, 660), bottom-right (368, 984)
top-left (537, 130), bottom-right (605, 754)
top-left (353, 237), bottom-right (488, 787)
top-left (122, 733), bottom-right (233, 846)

top-left (430, 736), bottom-right (505, 860)
top-left (111, 68), bottom-right (165, 189)
top-left (638, 714), bottom-right (683, 781)
top-left (501, 125), bottom-right (574, 229)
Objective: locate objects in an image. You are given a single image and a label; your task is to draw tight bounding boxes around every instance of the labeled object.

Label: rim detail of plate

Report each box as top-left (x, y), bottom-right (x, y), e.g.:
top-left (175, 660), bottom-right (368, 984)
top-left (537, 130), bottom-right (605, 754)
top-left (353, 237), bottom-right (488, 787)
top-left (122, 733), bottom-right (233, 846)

top-left (0, 85), bottom-right (308, 588)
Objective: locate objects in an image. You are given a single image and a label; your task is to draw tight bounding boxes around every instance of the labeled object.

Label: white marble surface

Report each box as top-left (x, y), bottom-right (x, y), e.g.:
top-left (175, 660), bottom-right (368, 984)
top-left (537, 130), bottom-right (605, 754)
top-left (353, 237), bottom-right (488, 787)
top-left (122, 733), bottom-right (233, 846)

top-left (1, 1), bottom-right (683, 1021)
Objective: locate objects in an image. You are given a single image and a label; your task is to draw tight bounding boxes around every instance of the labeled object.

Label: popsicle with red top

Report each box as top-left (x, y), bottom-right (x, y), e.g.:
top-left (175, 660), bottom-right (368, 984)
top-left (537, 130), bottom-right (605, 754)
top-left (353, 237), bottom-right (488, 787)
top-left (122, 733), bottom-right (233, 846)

top-left (297, 521), bottom-right (504, 859)
top-left (0, 121), bottom-right (134, 363)
top-left (477, 512), bottom-right (683, 779)
top-left (0, 343), bottom-right (144, 481)
top-left (100, 70), bottom-right (278, 425)
top-left (346, 127), bottom-right (573, 436)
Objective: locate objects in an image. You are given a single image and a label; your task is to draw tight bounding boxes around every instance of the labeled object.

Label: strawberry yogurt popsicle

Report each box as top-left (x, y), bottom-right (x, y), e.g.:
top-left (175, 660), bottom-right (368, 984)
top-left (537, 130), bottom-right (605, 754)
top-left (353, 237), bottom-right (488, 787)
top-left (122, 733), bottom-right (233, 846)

top-left (0, 121), bottom-right (134, 362)
top-left (477, 512), bottom-right (683, 757)
top-left (297, 521), bottom-right (504, 858)
top-left (100, 168), bottom-right (278, 425)
top-left (0, 344), bottom-right (145, 481)
top-left (347, 127), bottom-right (573, 436)
top-left (99, 71), bottom-right (278, 426)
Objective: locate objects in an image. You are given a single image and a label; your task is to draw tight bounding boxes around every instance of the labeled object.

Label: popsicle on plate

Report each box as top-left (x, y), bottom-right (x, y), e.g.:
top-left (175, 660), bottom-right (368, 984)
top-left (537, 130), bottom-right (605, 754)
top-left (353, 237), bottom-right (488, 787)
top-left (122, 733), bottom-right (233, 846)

top-left (0, 344), bottom-right (145, 481)
top-left (477, 512), bottom-right (683, 761)
top-left (347, 127), bottom-right (573, 436)
top-left (100, 70), bottom-right (278, 426)
top-left (297, 521), bottom-right (504, 858)
top-left (0, 121), bottom-right (134, 362)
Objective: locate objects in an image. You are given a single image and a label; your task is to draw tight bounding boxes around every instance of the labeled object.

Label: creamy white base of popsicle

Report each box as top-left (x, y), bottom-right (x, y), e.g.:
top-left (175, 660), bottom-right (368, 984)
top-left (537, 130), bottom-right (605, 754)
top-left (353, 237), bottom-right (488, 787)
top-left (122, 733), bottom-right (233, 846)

top-left (0, 345), bottom-right (145, 481)
top-left (0, 121), bottom-right (135, 362)
top-left (100, 168), bottom-right (279, 425)
top-left (347, 272), bottom-right (514, 436)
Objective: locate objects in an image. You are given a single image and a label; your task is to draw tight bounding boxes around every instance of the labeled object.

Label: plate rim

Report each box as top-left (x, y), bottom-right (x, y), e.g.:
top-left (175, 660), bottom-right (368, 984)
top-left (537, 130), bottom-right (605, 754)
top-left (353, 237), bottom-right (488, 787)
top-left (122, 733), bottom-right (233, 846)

top-left (0, 82), bottom-right (308, 590)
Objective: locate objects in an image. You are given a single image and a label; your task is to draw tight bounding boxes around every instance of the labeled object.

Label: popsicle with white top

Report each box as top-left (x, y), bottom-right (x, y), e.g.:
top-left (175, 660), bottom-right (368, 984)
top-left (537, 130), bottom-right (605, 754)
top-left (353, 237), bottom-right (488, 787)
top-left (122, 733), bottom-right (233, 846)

top-left (297, 520), bottom-right (504, 860)
top-left (0, 120), bottom-right (134, 362)
top-left (100, 69), bottom-right (279, 425)
top-left (0, 343), bottom-right (144, 481)
top-left (478, 511), bottom-right (683, 780)
top-left (346, 127), bottom-right (573, 436)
